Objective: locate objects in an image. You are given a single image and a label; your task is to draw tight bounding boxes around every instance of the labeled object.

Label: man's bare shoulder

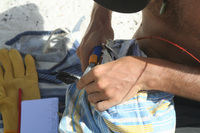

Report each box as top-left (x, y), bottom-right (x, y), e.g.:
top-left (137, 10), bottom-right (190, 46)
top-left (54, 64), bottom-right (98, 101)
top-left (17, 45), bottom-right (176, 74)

top-left (134, 0), bottom-right (200, 66)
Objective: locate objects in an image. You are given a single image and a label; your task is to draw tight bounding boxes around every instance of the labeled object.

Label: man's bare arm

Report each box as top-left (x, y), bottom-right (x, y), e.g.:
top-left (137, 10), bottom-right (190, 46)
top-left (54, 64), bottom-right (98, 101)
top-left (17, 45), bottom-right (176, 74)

top-left (77, 56), bottom-right (200, 111)
top-left (147, 58), bottom-right (200, 101)
top-left (77, 3), bottom-right (114, 71)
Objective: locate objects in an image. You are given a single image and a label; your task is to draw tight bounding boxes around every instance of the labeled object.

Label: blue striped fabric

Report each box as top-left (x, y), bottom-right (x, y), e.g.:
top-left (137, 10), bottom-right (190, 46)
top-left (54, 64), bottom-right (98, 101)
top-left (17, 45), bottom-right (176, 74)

top-left (59, 40), bottom-right (176, 133)
top-left (1, 29), bottom-right (82, 131)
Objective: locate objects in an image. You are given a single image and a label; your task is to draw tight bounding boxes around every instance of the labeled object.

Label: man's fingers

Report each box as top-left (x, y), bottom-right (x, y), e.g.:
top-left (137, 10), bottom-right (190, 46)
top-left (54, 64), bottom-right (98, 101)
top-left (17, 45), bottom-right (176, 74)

top-left (88, 92), bottom-right (108, 104)
top-left (80, 59), bottom-right (88, 73)
top-left (76, 40), bottom-right (90, 72)
top-left (94, 100), bottom-right (113, 112)
top-left (76, 70), bottom-right (95, 89)
top-left (84, 81), bottom-right (107, 103)
top-left (84, 81), bottom-right (100, 94)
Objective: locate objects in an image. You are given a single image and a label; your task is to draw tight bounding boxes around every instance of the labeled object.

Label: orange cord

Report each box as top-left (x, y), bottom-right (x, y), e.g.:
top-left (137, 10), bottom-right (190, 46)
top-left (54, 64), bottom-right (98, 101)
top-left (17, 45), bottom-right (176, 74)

top-left (136, 36), bottom-right (200, 63)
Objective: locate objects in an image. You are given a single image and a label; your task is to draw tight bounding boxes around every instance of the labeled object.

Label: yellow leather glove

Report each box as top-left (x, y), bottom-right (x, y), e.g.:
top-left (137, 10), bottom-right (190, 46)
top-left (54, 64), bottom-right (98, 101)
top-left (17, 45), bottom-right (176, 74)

top-left (0, 49), bottom-right (41, 133)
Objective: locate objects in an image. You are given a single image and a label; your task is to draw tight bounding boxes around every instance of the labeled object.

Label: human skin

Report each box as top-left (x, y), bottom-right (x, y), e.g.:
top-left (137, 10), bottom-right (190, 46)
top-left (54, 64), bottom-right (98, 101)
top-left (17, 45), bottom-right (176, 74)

top-left (76, 4), bottom-right (114, 71)
top-left (76, 0), bottom-right (200, 111)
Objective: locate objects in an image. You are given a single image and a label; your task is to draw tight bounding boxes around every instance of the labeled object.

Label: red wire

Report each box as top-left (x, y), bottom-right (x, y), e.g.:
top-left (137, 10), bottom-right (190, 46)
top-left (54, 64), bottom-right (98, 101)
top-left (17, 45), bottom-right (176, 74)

top-left (136, 36), bottom-right (200, 63)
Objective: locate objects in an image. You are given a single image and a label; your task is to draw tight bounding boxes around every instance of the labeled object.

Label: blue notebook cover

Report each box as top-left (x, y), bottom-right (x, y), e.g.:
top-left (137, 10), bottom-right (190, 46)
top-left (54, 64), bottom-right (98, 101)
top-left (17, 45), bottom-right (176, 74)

top-left (20, 97), bottom-right (59, 133)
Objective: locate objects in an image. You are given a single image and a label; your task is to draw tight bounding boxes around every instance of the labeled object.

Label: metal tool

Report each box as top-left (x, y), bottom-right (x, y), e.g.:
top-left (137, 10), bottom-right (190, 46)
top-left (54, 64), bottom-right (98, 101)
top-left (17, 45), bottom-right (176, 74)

top-left (82, 45), bottom-right (102, 75)
top-left (56, 71), bottom-right (80, 84)
top-left (56, 46), bottom-right (102, 84)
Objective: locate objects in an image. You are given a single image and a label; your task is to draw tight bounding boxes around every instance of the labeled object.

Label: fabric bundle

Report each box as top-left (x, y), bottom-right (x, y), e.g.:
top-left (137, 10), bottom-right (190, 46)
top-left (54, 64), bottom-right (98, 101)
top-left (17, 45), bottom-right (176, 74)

top-left (59, 39), bottom-right (176, 133)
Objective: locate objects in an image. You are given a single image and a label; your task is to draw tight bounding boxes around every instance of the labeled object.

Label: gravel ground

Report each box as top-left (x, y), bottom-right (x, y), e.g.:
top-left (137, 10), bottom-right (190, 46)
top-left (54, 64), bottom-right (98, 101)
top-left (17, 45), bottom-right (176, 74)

top-left (0, 0), bottom-right (142, 47)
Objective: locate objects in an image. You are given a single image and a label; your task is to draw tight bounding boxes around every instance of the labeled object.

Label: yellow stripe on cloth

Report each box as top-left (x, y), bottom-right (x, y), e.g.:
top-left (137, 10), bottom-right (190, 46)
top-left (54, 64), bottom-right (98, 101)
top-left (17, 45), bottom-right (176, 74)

top-left (103, 118), bottom-right (154, 133)
top-left (73, 89), bottom-right (85, 133)
top-left (148, 101), bottom-right (171, 116)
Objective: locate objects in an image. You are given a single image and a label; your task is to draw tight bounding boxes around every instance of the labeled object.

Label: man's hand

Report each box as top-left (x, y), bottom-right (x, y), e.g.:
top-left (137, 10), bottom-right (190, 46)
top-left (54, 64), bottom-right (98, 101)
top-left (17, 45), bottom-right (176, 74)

top-left (77, 53), bottom-right (200, 111)
top-left (76, 3), bottom-right (114, 72)
top-left (77, 56), bottom-right (150, 111)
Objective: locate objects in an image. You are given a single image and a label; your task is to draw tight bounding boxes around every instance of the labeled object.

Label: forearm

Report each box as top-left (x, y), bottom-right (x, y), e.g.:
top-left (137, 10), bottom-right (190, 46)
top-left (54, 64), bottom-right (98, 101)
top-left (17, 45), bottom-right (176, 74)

top-left (90, 3), bottom-right (112, 29)
top-left (165, 64), bottom-right (200, 101)
top-left (145, 58), bottom-right (200, 101)
top-left (77, 2), bottom-right (114, 71)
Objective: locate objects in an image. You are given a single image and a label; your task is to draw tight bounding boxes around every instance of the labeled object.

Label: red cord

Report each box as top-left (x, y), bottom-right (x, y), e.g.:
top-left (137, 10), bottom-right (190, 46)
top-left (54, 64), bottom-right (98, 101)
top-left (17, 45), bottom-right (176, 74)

top-left (136, 36), bottom-right (200, 63)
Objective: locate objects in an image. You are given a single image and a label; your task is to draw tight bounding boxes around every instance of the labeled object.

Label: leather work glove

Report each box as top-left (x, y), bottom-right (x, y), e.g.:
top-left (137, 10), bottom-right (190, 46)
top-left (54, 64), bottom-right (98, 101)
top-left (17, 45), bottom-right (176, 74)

top-left (0, 49), bottom-right (41, 133)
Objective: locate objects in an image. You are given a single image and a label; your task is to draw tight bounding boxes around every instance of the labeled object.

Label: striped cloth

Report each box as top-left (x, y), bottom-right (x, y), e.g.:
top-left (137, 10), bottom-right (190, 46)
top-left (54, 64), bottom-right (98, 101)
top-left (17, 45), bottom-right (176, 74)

top-left (1, 29), bottom-right (82, 131)
top-left (59, 40), bottom-right (176, 133)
